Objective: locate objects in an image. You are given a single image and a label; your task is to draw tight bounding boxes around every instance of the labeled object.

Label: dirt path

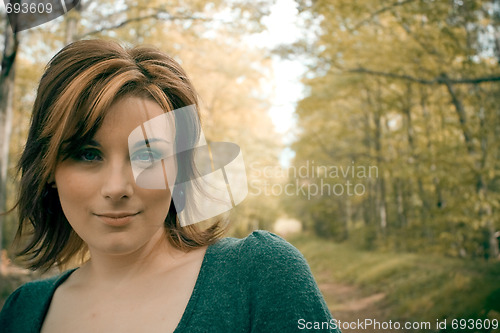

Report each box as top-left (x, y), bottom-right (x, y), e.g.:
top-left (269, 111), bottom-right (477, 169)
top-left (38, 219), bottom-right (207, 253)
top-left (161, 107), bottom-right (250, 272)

top-left (317, 278), bottom-right (417, 333)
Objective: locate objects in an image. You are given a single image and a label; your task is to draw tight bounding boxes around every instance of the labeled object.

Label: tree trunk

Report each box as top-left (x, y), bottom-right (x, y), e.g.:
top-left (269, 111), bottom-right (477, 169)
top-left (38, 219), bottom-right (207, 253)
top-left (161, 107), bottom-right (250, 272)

top-left (374, 102), bottom-right (387, 234)
top-left (419, 86), bottom-right (436, 241)
top-left (0, 22), bottom-right (19, 264)
top-left (476, 86), bottom-right (499, 259)
top-left (443, 77), bottom-right (474, 155)
top-left (394, 178), bottom-right (406, 228)
top-left (445, 81), bottom-right (499, 259)
top-left (64, 0), bottom-right (82, 44)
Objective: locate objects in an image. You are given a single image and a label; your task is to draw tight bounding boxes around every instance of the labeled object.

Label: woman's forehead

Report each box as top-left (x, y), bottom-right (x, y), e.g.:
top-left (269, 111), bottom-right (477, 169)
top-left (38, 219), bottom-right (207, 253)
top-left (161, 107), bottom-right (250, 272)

top-left (94, 96), bottom-right (171, 140)
top-left (107, 97), bottom-right (166, 122)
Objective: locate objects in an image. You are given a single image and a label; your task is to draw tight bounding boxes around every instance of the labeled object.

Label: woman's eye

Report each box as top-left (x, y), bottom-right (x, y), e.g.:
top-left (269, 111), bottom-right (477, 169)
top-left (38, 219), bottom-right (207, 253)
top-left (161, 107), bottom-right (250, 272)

top-left (131, 149), bottom-right (162, 165)
top-left (77, 149), bottom-right (101, 162)
top-left (135, 151), bottom-right (155, 162)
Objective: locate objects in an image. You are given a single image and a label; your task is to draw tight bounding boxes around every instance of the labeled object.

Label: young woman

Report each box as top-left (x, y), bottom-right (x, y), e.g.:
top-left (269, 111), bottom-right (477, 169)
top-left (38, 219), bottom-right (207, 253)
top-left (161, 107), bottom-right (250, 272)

top-left (0, 39), bottom-right (341, 333)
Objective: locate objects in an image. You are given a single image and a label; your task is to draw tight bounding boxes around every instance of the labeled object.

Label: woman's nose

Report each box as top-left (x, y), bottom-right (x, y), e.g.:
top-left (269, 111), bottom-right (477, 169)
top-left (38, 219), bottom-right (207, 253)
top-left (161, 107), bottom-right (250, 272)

top-left (100, 159), bottom-right (134, 200)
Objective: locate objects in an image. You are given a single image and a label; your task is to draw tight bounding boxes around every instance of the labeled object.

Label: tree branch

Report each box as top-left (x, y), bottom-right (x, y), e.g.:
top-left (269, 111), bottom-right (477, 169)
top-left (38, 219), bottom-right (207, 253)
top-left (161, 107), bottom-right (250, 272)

top-left (78, 14), bottom-right (158, 38)
top-left (78, 12), bottom-right (211, 39)
top-left (442, 77), bottom-right (474, 154)
top-left (347, 67), bottom-right (500, 85)
top-left (352, 0), bottom-right (417, 30)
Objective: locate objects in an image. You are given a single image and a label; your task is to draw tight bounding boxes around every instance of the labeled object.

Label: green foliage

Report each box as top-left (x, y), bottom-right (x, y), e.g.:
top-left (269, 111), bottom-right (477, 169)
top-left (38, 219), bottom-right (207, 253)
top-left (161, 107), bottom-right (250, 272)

top-left (286, 0), bottom-right (500, 258)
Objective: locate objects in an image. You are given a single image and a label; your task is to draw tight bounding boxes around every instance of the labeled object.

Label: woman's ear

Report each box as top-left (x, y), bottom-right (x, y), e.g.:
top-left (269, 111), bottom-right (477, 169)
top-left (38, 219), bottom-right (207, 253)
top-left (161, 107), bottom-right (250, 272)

top-left (47, 175), bottom-right (57, 188)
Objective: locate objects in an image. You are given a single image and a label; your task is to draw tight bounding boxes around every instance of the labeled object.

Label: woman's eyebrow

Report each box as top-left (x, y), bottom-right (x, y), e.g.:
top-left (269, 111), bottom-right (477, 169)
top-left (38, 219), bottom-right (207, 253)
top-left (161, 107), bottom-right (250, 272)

top-left (132, 138), bottom-right (170, 149)
top-left (86, 139), bottom-right (101, 147)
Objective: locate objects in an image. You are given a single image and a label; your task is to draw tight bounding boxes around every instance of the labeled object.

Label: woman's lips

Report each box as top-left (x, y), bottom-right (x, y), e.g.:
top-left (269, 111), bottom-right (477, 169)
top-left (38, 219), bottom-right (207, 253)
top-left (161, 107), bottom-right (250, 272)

top-left (95, 212), bottom-right (139, 227)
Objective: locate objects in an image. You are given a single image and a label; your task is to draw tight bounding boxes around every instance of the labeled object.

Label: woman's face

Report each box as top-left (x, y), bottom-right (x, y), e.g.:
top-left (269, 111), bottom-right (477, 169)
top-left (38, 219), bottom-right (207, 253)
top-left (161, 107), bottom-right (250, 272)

top-left (54, 97), bottom-right (175, 256)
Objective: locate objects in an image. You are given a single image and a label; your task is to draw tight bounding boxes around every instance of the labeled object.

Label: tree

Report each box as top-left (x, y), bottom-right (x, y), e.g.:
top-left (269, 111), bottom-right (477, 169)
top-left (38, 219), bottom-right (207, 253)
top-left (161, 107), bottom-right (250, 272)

top-left (0, 17), bottom-right (19, 265)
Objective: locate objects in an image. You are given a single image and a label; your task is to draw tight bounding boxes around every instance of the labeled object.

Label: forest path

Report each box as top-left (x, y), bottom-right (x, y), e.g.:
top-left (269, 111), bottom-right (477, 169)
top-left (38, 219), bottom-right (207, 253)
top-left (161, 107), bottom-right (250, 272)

top-left (317, 275), bottom-right (414, 333)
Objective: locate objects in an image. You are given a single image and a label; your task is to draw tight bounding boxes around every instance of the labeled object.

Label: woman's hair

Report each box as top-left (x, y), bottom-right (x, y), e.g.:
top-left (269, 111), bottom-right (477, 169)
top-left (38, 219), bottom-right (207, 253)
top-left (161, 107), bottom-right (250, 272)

top-left (13, 39), bottom-right (226, 271)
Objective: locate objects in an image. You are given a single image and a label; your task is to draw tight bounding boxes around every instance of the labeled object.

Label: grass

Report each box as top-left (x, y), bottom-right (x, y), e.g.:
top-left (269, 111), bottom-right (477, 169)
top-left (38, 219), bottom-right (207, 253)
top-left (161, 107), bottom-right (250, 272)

top-left (288, 233), bottom-right (500, 332)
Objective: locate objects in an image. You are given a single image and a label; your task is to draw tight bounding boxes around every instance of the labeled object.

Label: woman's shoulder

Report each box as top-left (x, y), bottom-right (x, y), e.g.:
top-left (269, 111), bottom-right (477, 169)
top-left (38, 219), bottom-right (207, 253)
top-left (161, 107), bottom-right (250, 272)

top-left (207, 230), bottom-right (338, 331)
top-left (203, 230), bottom-right (320, 303)
top-left (0, 269), bottom-right (75, 330)
top-left (215, 229), bottom-right (306, 263)
top-left (2, 271), bottom-right (65, 304)
top-left (242, 229), bottom-right (303, 254)
top-left (208, 230), bottom-right (311, 284)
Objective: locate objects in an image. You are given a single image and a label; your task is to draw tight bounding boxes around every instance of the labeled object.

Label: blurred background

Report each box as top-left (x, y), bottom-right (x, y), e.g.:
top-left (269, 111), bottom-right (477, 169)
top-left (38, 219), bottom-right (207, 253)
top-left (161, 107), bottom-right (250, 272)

top-left (1, 0), bottom-right (499, 332)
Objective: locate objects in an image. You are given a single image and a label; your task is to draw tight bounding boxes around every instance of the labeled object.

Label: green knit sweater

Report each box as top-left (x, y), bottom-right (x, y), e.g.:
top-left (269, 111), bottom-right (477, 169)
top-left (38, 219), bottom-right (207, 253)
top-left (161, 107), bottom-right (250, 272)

top-left (0, 231), bottom-right (341, 332)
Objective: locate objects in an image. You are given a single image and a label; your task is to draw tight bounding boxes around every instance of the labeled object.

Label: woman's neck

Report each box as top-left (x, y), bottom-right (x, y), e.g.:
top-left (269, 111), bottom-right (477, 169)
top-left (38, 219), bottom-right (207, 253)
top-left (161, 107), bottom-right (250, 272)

top-left (77, 229), bottom-right (188, 288)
